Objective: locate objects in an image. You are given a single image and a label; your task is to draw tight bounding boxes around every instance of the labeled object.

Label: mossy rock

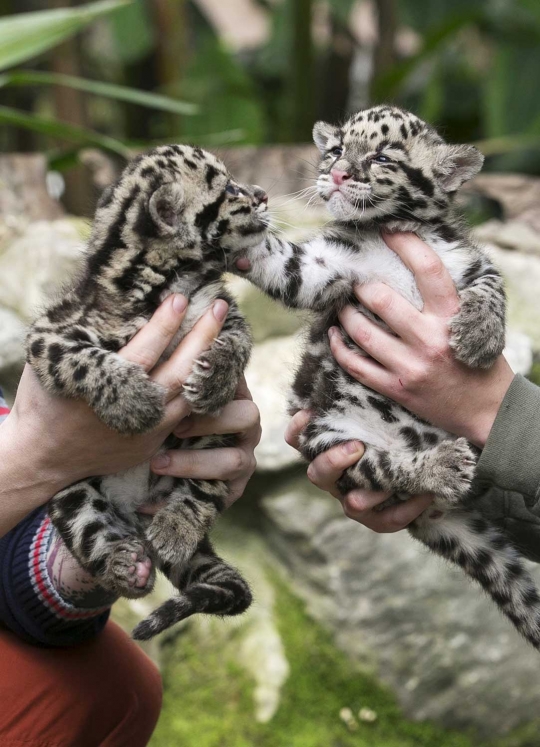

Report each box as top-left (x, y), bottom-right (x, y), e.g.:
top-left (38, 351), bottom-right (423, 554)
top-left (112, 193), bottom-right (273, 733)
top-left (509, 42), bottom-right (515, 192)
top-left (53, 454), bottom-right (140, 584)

top-left (150, 575), bottom-right (479, 747)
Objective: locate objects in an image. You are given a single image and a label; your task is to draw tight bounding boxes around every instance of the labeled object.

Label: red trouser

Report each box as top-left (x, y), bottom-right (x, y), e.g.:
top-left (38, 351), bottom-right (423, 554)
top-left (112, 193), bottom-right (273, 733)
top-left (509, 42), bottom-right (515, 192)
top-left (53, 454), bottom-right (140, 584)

top-left (0, 621), bottom-right (162, 747)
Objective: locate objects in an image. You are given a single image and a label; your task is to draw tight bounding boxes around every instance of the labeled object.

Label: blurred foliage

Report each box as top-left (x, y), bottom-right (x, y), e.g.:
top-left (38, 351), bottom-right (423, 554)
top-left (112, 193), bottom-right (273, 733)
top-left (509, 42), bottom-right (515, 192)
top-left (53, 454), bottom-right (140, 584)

top-left (3, 0), bottom-right (540, 212)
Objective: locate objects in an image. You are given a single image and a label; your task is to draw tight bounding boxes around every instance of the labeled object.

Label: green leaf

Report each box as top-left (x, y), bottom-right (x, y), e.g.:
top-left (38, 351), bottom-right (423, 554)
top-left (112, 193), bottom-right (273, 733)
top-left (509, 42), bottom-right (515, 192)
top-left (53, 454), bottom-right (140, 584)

top-left (0, 105), bottom-right (131, 158)
top-left (0, 0), bottom-right (130, 72)
top-left (372, 10), bottom-right (483, 100)
top-left (0, 71), bottom-right (198, 115)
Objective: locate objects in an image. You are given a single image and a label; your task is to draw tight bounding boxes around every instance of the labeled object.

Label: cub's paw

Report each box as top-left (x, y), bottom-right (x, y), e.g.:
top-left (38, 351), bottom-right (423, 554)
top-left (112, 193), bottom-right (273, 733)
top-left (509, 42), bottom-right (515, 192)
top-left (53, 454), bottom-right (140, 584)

top-left (146, 510), bottom-right (203, 567)
top-left (93, 365), bottom-right (165, 435)
top-left (101, 539), bottom-right (155, 599)
top-left (429, 438), bottom-right (477, 506)
top-left (449, 290), bottom-right (505, 369)
top-left (183, 342), bottom-right (239, 414)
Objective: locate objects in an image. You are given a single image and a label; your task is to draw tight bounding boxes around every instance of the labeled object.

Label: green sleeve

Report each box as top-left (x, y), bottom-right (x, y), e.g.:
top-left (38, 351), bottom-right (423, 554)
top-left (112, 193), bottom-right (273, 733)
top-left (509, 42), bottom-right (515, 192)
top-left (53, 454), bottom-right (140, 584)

top-left (476, 375), bottom-right (540, 508)
top-left (474, 375), bottom-right (540, 563)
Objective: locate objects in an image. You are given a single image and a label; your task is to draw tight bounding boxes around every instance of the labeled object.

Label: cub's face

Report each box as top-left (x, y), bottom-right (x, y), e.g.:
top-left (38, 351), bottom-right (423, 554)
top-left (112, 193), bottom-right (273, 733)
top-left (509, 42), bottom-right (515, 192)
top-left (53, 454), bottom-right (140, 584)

top-left (313, 106), bottom-right (483, 224)
top-left (95, 144), bottom-right (269, 266)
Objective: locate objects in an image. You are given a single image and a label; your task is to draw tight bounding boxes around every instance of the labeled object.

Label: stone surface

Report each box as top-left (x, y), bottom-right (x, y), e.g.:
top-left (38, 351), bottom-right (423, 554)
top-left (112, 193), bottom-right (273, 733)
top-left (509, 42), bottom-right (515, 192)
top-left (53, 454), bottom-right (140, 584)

top-left (261, 476), bottom-right (540, 738)
top-left (0, 307), bottom-right (25, 373)
top-left (504, 329), bottom-right (533, 376)
top-left (464, 173), bottom-right (540, 233)
top-left (473, 219), bottom-right (540, 256)
top-left (244, 335), bottom-right (302, 471)
top-left (0, 219), bottom-right (86, 320)
top-left (488, 245), bottom-right (540, 350)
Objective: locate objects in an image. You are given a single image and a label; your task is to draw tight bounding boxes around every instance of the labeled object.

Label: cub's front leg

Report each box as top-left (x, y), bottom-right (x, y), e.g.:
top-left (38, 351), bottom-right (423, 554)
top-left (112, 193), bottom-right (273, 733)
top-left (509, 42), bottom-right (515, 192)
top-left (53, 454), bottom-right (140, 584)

top-left (27, 324), bottom-right (165, 435)
top-left (449, 261), bottom-right (506, 369)
top-left (182, 299), bottom-right (252, 414)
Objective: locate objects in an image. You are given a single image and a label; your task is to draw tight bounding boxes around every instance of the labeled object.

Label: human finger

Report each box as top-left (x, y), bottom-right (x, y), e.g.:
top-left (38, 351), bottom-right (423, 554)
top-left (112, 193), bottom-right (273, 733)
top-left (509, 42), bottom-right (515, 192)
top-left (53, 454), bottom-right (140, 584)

top-left (383, 232), bottom-right (459, 317)
top-left (151, 446), bottom-right (255, 482)
top-left (173, 399), bottom-right (260, 439)
top-left (234, 375), bottom-right (253, 401)
top-left (338, 304), bottom-right (408, 368)
top-left (328, 327), bottom-right (395, 393)
top-left (151, 299), bottom-right (229, 400)
top-left (356, 493), bottom-right (433, 533)
top-left (306, 440), bottom-right (365, 494)
top-left (341, 489), bottom-right (392, 516)
top-left (351, 283), bottom-right (423, 344)
top-left (225, 425), bottom-right (260, 508)
top-left (284, 410), bottom-right (312, 451)
top-left (137, 501), bottom-right (167, 516)
top-left (119, 294), bottom-right (188, 371)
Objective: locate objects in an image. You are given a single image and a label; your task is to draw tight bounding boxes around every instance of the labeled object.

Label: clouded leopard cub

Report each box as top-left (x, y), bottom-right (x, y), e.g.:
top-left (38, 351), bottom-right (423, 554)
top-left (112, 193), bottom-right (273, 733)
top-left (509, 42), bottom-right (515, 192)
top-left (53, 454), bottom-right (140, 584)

top-left (237, 105), bottom-right (540, 650)
top-left (27, 145), bottom-right (268, 640)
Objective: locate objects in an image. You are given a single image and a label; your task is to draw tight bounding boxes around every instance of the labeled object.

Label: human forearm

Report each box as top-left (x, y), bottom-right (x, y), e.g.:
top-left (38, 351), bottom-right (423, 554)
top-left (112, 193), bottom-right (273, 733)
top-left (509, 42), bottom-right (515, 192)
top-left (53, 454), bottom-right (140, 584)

top-left (0, 418), bottom-right (67, 537)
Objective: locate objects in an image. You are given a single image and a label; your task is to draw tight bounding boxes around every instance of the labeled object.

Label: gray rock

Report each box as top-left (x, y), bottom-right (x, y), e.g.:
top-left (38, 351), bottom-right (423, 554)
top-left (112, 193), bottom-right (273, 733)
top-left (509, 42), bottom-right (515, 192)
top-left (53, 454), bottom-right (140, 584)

top-left (261, 476), bottom-right (540, 737)
top-left (473, 219), bottom-right (540, 256)
top-left (245, 335), bottom-right (302, 471)
top-left (504, 329), bottom-right (533, 376)
top-left (488, 246), bottom-right (540, 350)
top-left (0, 307), bottom-right (25, 373)
top-left (0, 219), bottom-right (86, 320)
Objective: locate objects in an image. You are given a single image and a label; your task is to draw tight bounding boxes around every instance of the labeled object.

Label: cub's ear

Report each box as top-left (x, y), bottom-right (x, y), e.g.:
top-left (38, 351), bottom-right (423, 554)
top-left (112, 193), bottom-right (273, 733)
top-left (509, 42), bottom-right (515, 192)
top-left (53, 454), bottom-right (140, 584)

top-left (436, 144), bottom-right (484, 192)
top-left (149, 182), bottom-right (185, 233)
top-left (313, 121), bottom-right (341, 153)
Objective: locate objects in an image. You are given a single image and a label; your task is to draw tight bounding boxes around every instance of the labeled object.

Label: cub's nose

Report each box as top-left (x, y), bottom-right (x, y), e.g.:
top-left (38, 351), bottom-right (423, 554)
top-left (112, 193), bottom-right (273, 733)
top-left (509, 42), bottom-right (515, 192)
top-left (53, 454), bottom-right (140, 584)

top-left (252, 185), bottom-right (268, 207)
top-left (331, 169), bottom-right (352, 186)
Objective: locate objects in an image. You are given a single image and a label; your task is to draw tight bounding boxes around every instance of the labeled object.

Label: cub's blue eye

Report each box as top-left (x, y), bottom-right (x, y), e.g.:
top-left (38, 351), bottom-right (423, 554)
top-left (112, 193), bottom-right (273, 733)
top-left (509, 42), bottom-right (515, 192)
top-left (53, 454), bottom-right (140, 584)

top-left (330, 146), bottom-right (343, 157)
top-left (226, 184), bottom-right (239, 196)
top-left (372, 154), bottom-right (392, 164)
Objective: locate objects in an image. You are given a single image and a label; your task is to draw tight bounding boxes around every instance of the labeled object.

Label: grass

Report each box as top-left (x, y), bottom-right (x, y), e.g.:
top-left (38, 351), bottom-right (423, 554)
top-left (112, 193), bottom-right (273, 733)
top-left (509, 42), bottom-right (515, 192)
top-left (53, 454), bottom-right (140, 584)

top-left (150, 576), bottom-right (478, 747)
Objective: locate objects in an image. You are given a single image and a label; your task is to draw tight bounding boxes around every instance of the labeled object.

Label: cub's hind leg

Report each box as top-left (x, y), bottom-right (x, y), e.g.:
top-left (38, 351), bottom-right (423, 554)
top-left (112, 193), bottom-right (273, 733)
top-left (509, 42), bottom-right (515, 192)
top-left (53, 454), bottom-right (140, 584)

top-left (335, 439), bottom-right (476, 504)
top-left (49, 481), bottom-right (155, 598)
top-left (146, 476), bottom-right (228, 567)
top-left (301, 420), bottom-right (476, 504)
top-left (132, 537), bottom-right (252, 640)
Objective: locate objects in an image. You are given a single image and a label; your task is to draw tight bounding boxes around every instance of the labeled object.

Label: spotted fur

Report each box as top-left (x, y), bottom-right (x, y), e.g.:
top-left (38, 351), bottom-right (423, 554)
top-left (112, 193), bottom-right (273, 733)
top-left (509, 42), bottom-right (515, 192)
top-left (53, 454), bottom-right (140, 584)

top-left (237, 105), bottom-right (540, 650)
top-left (27, 145), bottom-right (269, 640)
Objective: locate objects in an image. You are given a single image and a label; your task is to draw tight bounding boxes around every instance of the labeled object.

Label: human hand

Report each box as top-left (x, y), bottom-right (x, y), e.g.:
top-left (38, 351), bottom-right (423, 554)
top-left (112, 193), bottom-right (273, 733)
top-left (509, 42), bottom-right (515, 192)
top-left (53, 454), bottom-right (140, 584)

top-left (3, 294), bottom-right (230, 499)
top-left (328, 232), bottom-right (514, 448)
top-left (140, 375), bottom-right (261, 514)
top-left (285, 410), bottom-right (433, 532)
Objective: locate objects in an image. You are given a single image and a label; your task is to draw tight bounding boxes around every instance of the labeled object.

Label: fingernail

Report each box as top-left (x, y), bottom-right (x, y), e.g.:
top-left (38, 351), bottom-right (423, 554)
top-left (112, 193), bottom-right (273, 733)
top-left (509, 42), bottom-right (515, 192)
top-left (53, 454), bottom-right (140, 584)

top-left (343, 441), bottom-right (363, 455)
top-left (328, 326), bottom-right (337, 339)
top-left (173, 294), bottom-right (188, 314)
top-left (213, 299), bottom-right (229, 322)
top-left (151, 453), bottom-right (170, 470)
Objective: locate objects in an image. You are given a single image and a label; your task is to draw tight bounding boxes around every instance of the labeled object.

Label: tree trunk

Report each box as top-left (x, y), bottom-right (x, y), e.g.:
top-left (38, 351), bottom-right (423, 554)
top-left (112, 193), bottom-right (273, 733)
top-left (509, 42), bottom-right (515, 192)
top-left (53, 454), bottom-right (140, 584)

top-left (370, 0), bottom-right (397, 102)
top-left (287, 0), bottom-right (315, 143)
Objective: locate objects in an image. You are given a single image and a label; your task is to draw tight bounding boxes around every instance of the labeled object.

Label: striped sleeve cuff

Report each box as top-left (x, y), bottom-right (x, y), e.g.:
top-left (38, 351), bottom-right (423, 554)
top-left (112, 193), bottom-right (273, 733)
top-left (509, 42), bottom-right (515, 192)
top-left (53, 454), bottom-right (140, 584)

top-left (0, 508), bottom-right (110, 647)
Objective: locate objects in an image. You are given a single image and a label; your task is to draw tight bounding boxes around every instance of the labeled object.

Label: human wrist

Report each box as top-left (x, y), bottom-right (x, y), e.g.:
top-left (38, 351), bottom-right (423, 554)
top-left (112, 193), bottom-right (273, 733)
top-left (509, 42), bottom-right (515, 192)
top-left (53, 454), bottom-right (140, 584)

top-left (461, 359), bottom-right (515, 448)
top-left (0, 416), bottom-right (69, 520)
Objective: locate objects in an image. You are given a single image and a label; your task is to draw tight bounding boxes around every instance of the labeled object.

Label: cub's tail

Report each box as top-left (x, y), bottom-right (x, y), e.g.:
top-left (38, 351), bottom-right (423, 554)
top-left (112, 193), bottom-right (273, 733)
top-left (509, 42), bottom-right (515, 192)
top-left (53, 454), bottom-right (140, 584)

top-left (410, 509), bottom-right (540, 650)
top-left (132, 567), bottom-right (252, 641)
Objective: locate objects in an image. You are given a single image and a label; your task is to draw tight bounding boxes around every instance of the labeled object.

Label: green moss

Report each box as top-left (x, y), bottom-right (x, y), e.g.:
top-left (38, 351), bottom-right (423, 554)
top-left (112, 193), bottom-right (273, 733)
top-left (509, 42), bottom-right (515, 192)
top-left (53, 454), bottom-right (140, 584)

top-left (150, 576), bottom-right (478, 747)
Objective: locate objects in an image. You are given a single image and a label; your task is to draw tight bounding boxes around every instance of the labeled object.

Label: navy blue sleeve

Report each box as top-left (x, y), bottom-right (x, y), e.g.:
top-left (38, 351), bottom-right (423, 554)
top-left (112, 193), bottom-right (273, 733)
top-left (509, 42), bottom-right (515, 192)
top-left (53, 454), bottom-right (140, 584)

top-left (0, 388), bottom-right (110, 647)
